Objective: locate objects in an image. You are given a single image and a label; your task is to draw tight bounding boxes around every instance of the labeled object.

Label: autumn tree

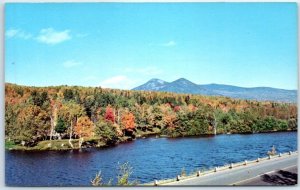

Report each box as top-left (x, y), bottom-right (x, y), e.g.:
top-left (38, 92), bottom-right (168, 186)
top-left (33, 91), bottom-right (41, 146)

top-left (160, 104), bottom-right (177, 129)
top-left (14, 104), bottom-right (50, 146)
top-left (174, 105), bottom-right (181, 112)
top-left (105, 106), bottom-right (115, 123)
top-left (121, 111), bottom-right (135, 136)
top-left (74, 116), bottom-right (95, 148)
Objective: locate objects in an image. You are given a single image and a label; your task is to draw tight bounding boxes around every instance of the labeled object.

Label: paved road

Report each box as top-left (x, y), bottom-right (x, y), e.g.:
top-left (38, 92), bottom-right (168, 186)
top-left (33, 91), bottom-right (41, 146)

top-left (163, 153), bottom-right (297, 186)
top-left (235, 165), bottom-right (297, 186)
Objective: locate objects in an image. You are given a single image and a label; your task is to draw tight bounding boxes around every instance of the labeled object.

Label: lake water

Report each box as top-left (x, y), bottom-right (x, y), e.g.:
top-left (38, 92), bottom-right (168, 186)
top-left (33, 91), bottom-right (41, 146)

top-left (6, 131), bottom-right (297, 186)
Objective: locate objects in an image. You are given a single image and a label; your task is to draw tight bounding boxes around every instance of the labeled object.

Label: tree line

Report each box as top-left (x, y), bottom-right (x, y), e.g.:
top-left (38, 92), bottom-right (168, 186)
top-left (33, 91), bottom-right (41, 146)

top-left (5, 83), bottom-right (297, 147)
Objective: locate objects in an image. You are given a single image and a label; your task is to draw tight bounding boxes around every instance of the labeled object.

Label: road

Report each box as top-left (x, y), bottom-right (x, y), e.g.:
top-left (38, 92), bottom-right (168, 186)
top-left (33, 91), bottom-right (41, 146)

top-left (235, 165), bottom-right (297, 186)
top-left (162, 153), bottom-right (297, 186)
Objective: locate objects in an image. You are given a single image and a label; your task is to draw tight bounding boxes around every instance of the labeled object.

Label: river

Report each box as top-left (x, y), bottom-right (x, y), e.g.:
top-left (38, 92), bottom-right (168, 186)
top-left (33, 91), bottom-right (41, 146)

top-left (5, 131), bottom-right (297, 186)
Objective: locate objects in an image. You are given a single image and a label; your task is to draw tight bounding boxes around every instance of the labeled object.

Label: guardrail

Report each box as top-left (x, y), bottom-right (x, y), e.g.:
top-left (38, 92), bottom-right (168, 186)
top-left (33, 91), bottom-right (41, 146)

top-left (145, 150), bottom-right (298, 186)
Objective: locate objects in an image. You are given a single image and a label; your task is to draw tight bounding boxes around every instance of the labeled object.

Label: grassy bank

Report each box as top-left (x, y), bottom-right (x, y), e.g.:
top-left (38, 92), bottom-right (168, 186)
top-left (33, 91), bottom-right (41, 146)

top-left (6, 129), bottom-right (296, 151)
top-left (6, 138), bottom-right (107, 151)
top-left (5, 130), bottom-right (157, 151)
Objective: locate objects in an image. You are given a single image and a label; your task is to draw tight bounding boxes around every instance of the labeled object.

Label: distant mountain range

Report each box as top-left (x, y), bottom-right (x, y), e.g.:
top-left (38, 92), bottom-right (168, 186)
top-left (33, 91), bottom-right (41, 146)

top-left (132, 78), bottom-right (297, 103)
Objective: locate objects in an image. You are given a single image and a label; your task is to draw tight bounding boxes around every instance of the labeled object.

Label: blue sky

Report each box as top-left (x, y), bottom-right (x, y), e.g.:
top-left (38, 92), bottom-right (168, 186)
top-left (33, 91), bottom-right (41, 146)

top-left (5, 3), bottom-right (298, 90)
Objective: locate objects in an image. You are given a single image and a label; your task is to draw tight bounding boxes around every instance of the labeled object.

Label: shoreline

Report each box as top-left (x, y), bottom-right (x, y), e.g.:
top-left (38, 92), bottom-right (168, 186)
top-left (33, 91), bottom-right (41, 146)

top-left (5, 130), bottom-right (297, 152)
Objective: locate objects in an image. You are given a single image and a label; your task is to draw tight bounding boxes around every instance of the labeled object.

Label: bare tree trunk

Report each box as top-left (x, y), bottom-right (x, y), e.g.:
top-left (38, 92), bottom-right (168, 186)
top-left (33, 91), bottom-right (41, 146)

top-left (50, 103), bottom-right (58, 141)
top-left (78, 137), bottom-right (83, 148)
top-left (50, 116), bottom-right (54, 141)
top-left (69, 120), bottom-right (74, 148)
top-left (213, 113), bottom-right (217, 135)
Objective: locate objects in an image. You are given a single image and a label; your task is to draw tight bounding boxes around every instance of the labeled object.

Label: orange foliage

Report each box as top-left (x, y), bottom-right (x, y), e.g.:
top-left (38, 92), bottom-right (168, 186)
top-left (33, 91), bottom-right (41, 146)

top-left (121, 112), bottom-right (135, 131)
top-left (74, 116), bottom-right (94, 138)
top-left (164, 113), bottom-right (176, 128)
top-left (187, 104), bottom-right (197, 112)
top-left (160, 104), bottom-right (177, 128)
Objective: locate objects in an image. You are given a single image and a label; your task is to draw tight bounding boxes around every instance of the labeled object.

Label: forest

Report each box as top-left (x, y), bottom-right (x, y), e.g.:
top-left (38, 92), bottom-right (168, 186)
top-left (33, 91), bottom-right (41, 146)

top-left (5, 83), bottom-right (297, 150)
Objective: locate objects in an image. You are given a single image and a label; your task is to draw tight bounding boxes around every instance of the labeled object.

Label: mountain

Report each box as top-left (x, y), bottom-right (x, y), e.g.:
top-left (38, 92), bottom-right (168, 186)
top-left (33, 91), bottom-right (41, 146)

top-left (160, 78), bottom-right (204, 94)
top-left (133, 78), bottom-right (169, 91)
top-left (132, 78), bottom-right (297, 103)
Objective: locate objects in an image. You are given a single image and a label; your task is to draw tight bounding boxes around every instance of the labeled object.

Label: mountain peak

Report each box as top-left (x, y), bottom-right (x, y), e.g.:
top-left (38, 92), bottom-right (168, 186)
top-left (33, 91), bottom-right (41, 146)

top-left (173, 78), bottom-right (196, 85)
top-left (132, 78), bottom-right (168, 91)
top-left (148, 78), bottom-right (166, 84)
top-left (132, 78), bottom-right (296, 102)
top-left (175, 78), bottom-right (189, 82)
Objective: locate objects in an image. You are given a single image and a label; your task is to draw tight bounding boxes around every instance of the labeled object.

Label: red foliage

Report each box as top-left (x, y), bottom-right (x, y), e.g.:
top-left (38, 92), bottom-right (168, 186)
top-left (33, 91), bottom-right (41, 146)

top-left (174, 106), bottom-right (181, 112)
top-left (105, 106), bottom-right (115, 123)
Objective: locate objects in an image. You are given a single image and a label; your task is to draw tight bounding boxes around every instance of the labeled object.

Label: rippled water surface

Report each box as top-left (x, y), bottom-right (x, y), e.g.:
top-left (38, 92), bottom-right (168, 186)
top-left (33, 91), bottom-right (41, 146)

top-left (6, 132), bottom-right (297, 186)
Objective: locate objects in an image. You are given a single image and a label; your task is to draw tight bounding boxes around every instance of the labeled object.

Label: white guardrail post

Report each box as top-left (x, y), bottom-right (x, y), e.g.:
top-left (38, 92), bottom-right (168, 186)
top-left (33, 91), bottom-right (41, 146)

top-left (156, 151), bottom-right (296, 185)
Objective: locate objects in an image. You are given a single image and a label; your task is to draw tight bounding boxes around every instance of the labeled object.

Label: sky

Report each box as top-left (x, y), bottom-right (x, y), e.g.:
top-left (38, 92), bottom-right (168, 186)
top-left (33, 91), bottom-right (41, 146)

top-left (5, 3), bottom-right (298, 90)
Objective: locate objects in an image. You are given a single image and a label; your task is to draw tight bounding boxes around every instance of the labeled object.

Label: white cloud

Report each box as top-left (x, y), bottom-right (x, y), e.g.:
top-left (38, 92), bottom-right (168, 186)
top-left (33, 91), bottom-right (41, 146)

top-left (6, 29), bottom-right (32, 39)
top-left (100, 75), bottom-right (136, 90)
top-left (36, 28), bottom-right (71, 45)
top-left (63, 60), bottom-right (82, 68)
top-left (161, 40), bottom-right (176, 47)
top-left (124, 66), bottom-right (163, 75)
top-left (6, 29), bottom-right (18, 38)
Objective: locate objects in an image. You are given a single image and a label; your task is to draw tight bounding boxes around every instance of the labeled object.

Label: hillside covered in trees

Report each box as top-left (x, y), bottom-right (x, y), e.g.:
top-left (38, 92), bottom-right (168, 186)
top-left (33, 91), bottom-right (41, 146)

top-left (5, 83), bottom-right (297, 150)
